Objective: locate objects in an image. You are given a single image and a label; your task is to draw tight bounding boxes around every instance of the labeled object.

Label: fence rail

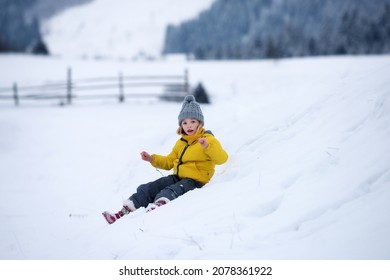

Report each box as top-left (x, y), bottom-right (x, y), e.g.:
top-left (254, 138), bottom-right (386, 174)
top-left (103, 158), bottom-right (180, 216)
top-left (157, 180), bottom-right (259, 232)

top-left (0, 68), bottom-right (189, 106)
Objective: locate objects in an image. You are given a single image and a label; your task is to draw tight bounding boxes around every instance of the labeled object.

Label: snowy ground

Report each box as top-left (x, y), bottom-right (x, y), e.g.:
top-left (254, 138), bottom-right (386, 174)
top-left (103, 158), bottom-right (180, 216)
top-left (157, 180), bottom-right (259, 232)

top-left (0, 54), bottom-right (390, 260)
top-left (42, 0), bottom-right (215, 60)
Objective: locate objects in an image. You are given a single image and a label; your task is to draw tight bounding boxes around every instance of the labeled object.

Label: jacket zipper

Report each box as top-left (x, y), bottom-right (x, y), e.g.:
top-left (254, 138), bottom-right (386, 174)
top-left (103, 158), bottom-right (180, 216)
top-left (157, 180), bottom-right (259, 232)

top-left (176, 138), bottom-right (189, 178)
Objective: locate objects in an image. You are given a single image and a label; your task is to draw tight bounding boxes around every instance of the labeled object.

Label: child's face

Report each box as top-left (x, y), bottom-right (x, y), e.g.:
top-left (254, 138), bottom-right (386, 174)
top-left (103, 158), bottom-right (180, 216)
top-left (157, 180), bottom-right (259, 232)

top-left (181, 118), bottom-right (200, 135)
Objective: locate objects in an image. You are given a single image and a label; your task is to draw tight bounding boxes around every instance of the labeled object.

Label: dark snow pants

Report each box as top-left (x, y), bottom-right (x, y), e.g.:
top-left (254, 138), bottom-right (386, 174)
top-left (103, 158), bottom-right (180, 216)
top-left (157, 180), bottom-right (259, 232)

top-left (128, 175), bottom-right (202, 209)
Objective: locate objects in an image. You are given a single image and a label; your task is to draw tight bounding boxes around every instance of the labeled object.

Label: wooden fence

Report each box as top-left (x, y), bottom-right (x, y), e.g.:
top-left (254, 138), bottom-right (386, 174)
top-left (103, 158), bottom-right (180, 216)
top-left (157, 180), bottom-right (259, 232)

top-left (0, 68), bottom-right (189, 106)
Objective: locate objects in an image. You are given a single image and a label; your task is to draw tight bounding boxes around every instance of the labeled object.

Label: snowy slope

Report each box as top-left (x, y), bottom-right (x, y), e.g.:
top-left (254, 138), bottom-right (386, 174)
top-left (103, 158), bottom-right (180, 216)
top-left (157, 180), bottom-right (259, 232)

top-left (0, 54), bottom-right (390, 259)
top-left (41, 0), bottom-right (215, 60)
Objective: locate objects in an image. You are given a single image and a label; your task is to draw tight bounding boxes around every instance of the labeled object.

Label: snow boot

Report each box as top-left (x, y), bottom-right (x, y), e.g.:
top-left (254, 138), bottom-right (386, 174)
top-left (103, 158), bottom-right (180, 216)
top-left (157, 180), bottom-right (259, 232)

top-left (146, 198), bottom-right (170, 212)
top-left (102, 199), bottom-right (136, 224)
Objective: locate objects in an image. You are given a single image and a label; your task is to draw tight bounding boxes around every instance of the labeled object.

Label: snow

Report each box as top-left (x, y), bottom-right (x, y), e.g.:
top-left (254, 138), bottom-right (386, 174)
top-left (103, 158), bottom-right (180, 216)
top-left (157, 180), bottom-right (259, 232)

top-left (41, 0), bottom-right (215, 60)
top-left (0, 54), bottom-right (390, 260)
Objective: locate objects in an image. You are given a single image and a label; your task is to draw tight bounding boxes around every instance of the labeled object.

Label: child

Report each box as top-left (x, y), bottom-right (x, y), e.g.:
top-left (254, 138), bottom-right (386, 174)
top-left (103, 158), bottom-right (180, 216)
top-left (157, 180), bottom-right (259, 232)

top-left (102, 95), bottom-right (228, 224)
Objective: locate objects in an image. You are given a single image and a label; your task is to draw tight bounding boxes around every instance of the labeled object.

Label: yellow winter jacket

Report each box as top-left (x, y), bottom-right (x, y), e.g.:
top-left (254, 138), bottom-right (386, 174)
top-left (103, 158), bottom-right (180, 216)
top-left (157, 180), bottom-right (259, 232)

top-left (151, 128), bottom-right (228, 185)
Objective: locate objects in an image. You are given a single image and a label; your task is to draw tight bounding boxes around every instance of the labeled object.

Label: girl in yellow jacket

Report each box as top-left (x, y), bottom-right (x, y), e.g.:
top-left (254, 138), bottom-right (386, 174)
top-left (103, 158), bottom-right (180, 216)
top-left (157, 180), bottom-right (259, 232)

top-left (103, 95), bottom-right (228, 224)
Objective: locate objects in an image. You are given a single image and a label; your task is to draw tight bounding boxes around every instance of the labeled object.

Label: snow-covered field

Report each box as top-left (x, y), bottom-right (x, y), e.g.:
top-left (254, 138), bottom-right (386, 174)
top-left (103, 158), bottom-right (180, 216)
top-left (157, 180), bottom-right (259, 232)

top-left (0, 54), bottom-right (390, 260)
top-left (42, 0), bottom-right (215, 60)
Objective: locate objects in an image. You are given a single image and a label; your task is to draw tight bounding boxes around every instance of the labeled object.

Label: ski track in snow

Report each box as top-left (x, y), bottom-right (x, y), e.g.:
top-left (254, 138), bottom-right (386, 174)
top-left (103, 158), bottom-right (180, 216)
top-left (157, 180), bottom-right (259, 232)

top-left (0, 55), bottom-right (390, 259)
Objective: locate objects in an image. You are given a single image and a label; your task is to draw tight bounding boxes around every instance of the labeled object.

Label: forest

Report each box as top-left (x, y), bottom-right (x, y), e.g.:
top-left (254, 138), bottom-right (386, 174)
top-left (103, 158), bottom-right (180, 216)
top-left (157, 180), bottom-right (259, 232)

top-left (163, 0), bottom-right (390, 59)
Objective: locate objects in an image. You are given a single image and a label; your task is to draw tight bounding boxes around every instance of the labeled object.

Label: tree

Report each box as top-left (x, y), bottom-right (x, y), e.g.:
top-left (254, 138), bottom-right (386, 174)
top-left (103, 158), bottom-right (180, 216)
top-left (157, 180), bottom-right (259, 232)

top-left (0, 0), bottom-right (49, 54)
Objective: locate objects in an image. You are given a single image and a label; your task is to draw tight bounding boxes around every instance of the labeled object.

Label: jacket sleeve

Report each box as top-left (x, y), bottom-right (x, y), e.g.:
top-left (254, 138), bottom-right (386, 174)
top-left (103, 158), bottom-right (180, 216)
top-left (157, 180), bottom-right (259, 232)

top-left (204, 135), bottom-right (228, 165)
top-left (150, 144), bottom-right (179, 170)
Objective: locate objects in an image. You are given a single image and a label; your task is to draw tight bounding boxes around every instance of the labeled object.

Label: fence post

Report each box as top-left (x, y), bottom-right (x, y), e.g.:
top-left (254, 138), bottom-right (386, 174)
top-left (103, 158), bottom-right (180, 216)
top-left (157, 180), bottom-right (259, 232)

top-left (184, 69), bottom-right (189, 95)
top-left (13, 82), bottom-right (19, 106)
top-left (118, 71), bottom-right (124, 103)
top-left (67, 67), bottom-right (72, 104)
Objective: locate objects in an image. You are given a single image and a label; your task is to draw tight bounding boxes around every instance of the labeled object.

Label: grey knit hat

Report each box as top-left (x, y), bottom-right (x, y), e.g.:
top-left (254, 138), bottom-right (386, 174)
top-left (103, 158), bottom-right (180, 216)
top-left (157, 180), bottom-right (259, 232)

top-left (178, 95), bottom-right (204, 125)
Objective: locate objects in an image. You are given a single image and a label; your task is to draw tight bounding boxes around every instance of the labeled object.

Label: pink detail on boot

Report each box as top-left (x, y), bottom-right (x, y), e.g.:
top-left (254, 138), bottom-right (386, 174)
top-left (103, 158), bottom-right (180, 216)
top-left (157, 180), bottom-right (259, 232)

top-left (155, 199), bottom-right (167, 207)
top-left (146, 198), bottom-right (169, 212)
top-left (102, 211), bottom-right (117, 224)
top-left (123, 205), bottom-right (133, 214)
top-left (103, 204), bottom-right (135, 224)
top-left (146, 203), bottom-right (157, 212)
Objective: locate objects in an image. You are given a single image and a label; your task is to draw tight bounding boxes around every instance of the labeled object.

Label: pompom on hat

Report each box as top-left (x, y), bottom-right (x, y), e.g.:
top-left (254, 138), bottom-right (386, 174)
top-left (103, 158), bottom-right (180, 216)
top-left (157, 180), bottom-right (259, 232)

top-left (178, 95), bottom-right (204, 125)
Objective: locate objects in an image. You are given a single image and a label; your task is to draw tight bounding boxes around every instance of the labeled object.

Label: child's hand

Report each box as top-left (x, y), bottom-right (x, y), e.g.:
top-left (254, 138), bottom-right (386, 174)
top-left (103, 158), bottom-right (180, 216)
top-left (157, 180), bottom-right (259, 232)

top-left (198, 138), bottom-right (209, 148)
top-left (140, 151), bottom-right (152, 162)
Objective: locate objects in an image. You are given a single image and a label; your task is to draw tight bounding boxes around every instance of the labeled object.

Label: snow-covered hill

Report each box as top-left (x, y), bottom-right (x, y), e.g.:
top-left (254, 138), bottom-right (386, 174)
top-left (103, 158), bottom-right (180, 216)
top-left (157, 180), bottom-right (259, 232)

top-left (41, 0), bottom-right (215, 60)
top-left (0, 54), bottom-right (390, 260)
